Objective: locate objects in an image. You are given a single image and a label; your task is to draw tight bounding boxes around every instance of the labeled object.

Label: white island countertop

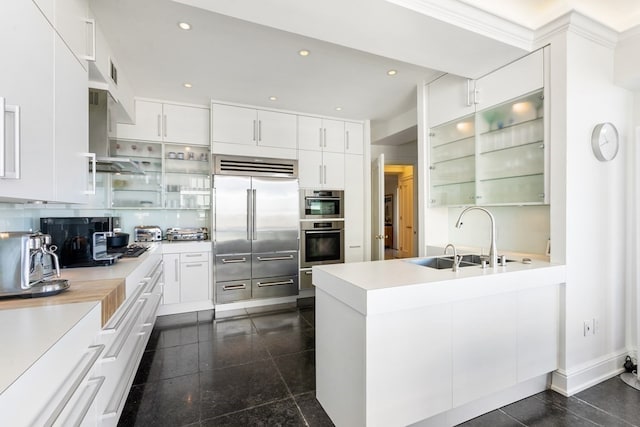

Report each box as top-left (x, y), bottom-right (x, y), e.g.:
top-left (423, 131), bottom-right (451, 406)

top-left (313, 256), bottom-right (566, 315)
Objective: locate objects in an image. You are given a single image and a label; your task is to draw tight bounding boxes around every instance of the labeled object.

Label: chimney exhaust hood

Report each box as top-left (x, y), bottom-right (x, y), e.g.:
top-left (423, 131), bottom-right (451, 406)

top-left (89, 89), bottom-right (143, 175)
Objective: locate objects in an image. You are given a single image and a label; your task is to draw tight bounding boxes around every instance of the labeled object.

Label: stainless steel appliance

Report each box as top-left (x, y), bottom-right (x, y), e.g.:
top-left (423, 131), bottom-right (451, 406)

top-left (213, 155), bottom-right (299, 303)
top-left (300, 189), bottom-right (344, 219)
top-left (0, 231), bottom-right (69, 298)
top-left (40, 217), bottom-right (121, 268)
top-left (166, 227), bottom-right (209, 241)
top-left (300, 220), bottom-right (344, 268)
top-left (133, 225), bottom-right (163, 242)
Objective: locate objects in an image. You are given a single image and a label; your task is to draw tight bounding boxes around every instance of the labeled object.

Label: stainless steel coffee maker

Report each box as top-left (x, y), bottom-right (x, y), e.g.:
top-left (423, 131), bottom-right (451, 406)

top-left (0, 231), bottom-right (69, 298)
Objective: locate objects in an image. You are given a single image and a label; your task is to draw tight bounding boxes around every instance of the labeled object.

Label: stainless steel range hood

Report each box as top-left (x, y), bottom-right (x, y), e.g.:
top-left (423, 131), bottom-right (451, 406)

top-left (89, 89), bottom-right (143, 175)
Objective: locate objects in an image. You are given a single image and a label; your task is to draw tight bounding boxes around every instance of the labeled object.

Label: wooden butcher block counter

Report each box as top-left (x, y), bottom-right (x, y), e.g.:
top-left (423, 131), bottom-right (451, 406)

top-left (0, 278), bottom-right (125, 326)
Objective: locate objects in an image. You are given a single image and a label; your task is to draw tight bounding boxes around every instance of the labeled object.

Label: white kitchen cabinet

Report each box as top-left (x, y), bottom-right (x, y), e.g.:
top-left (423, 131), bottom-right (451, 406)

top-left (53, 34), bottom-right (91, 203)
top-left (211, 103), bottom-right (297, 150)
top-left (0, 2), bottom-right (54, 202)
top-left (428, 74), bottom-right (475, 127)
top-left (298, 149), bottom-right (345, 189)
top-left (475, 49), bottom-right (543, 111)
top-left (344, 153), bottom-right (364, 262)
top-left (160, 244), bottom-right (213, 315)
top-left (118, 100), bottom-right (210, 146)
top-left (298, 115), bottom-right (344, 153)
top-left (344, 121), bottom-right (364, 155)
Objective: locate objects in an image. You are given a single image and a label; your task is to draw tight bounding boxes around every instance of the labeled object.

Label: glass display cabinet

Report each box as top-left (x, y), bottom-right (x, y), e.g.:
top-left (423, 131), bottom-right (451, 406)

top-left (164, 144), bottom-right (211, 209)
top-left (109, 140), bottom-right (163, 208)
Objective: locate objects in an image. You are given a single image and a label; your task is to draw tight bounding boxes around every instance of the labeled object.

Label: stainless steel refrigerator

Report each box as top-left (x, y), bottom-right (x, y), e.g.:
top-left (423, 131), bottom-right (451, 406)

top-left (213, 156), bottom-right (299, 303)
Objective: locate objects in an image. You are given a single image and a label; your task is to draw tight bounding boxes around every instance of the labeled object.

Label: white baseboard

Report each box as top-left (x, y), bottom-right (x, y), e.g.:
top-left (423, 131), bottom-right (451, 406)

top-left (551, 349), bottom-right (628, 396)
top-left (157, 300), bottom-right (214, 316)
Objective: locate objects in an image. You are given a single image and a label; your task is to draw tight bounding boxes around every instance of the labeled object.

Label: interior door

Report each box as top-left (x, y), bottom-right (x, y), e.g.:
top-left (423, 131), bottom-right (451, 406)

top-left (399, 175), bottom-right (414, 258)
top-left (371, 154), bottom-right (385, 260)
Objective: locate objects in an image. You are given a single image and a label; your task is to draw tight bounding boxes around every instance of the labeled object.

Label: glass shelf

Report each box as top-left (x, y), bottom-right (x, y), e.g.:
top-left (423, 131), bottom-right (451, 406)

top-left (477, 174), bottom-right (544, 205)
top-left (477, 142), bottom-right (544, 181)
top-left (430, 156), bottom-right (475, 187)
top-left (430, 182), bottom-right (476, 207)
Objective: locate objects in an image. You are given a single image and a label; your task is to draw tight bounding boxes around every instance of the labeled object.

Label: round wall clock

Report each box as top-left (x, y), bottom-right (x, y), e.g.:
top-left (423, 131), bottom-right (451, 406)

top-left (591, 122), bottom-right (619, 162)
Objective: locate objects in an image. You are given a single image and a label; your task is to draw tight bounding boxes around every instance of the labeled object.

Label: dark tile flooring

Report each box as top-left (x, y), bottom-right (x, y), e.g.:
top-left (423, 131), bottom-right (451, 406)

top-left (119, 302), bottom-right (640, 427)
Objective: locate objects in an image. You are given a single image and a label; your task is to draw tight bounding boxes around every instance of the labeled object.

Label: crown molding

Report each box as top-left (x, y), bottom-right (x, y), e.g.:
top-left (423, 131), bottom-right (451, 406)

top-left (386, 0), bottom-right (534, 51)
top-left (535, 10), bottom-right (619, 49)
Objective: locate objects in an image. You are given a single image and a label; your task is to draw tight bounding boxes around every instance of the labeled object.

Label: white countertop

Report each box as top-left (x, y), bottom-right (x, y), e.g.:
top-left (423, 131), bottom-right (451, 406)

top-left (313, 257), bottom-right (566, 315)
top-left (0, 302), bottom-right (99, 394)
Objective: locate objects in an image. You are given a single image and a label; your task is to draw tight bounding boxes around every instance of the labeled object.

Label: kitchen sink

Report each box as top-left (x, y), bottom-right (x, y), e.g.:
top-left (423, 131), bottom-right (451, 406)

top-left (406, 254), bottom-right (517, 270)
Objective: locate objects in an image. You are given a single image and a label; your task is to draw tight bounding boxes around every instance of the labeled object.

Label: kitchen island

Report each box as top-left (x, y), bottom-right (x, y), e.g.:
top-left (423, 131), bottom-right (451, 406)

top-left (313, 256), bottom-right (565, 427)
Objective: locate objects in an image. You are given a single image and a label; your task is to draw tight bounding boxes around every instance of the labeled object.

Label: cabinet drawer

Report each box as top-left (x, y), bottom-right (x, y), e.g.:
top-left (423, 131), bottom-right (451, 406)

top-left (181, 252), bottom-right (208, 262)
top-left (251, 251), bottom-right (298, 279)
top-left (215, 254), bottom-right (251, 282)
top-left (252, 275), bottom-right (299, 299)
top-left (216, 279), bottom-right (251, 303)
top-left (300, 269), bottom-right (314, 290)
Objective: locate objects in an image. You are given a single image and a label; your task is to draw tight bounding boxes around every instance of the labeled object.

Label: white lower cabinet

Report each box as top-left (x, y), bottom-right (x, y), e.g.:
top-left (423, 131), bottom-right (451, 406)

top-left (160, 243), bottom-right (213, 315)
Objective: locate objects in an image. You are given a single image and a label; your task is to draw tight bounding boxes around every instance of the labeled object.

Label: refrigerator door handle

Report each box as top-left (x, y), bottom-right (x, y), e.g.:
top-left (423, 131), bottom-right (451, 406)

top-left (246, 189), bottom-right (252, 240)
top-left (252, 189), bottom-right (257, 240)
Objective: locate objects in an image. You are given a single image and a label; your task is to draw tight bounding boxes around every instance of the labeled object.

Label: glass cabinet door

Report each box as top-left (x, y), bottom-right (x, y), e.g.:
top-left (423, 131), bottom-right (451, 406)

top-left (110, 140), bottom-right (163, 208)
top-left (476, 90), bottom-right (545, 205)
top-left (164, 144), bottom-right (211, 209)
top-left (429, 114), bottom-right (475, 206)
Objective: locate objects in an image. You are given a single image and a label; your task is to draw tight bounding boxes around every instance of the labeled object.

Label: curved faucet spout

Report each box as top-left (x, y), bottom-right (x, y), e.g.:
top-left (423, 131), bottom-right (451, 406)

top-left (455, 207), bottom-right (497, 268)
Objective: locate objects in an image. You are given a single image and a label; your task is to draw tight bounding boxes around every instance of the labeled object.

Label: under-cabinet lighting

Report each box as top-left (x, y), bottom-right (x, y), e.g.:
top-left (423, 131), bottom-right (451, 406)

top-left (178, 22), bottom-right (192, 30)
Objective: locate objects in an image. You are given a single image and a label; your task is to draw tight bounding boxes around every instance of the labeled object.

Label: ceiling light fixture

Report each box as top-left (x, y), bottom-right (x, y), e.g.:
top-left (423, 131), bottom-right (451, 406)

top-left (183, 83), bottom-right (192, 88)
top-left (387, 69), bottom-right (397, 76)
top-left (298, 49), bottom-right (310, 57)
top-left (178, 22), bottom-right (191, 30)
top-left (269, 96), bottom-right (277, 101)
top-left (335, 107), bottom-right (342, 111)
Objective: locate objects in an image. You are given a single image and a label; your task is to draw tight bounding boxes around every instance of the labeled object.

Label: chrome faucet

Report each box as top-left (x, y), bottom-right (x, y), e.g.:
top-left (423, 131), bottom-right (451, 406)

top-left (455, 207), bottom-right (497, 268)
top-left (444, 243), bottom-right (461, 272)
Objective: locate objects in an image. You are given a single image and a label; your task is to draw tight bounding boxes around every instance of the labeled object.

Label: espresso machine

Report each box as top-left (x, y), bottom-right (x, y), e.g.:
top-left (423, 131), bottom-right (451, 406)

top-left (0, 231), bottom-right (69, 298)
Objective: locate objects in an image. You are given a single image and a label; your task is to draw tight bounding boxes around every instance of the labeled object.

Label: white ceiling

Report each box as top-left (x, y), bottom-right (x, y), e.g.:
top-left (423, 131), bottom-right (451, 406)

top-left (89, 0), bottom-right (640, 134)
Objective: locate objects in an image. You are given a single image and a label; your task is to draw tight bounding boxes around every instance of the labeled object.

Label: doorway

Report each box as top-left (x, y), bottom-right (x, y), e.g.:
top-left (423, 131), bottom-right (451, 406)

top-left (383, 165), bottom-right (415, 259)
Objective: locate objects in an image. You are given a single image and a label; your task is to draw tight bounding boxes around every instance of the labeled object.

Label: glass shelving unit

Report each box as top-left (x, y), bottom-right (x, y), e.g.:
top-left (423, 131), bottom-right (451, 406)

top-left (109, 140), bottom-right (163, 208)
top-left (476, 90), bottom-right (545, 205)
top-left (164, 144), bottom-right (211, 209)
top-left (429, 114), bottom-right (475, 206)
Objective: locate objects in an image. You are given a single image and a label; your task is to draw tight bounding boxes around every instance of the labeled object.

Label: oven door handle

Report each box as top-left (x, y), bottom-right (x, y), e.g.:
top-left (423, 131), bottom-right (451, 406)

top-left (256, 279), bottom-right (294, 287)
top-left (306, 197), bottom-right (340, 201)
top-left (304, 230), bottom-right (342, 235)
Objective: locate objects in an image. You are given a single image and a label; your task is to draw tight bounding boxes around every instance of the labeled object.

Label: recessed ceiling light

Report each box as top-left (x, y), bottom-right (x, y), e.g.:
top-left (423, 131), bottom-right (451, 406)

top-left (387, 69), bottom-right (397, 76)
top-left (298, 49), bottom-right (310, 57)
top-left (178, 22), bottom-right (191, 30)
top-left (269, 96), bottom-right (277, 101)
top-left (335, 107), bottom-right (342, 111)
top-left (183, 83), bottom-right (192, 88)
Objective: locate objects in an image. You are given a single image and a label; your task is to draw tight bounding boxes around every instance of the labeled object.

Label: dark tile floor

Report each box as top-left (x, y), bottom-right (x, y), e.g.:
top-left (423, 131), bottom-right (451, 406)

top-left (119, 302), bottom-right (640, 427)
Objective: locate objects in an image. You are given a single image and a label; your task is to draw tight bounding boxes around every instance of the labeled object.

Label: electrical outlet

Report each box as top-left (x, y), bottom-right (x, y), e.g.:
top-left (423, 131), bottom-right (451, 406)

top-left (583, 320), bottom-right (592, 336)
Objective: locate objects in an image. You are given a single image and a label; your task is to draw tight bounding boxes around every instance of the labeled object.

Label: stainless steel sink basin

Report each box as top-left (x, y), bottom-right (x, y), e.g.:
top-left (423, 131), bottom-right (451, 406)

top-left (406, 254), bottom-right (516, 270)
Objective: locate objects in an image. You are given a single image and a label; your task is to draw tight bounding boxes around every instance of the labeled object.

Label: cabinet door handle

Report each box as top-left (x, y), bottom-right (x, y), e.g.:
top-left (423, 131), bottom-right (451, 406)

top-left (223, 283), bottom-right (247, 291)
top-left (319, 165), bottom-right (322, 184)
top-left (324, 128), bottom-right (327, 147)
top-left (318, 128), bottom-right (323, 148)
top-left (253, 120), bottom-right (257, 141)
top-left (348, 245), bottom-right (361, 249)
top-left (163, 114), bottom-right (167, 137)
top-left (83, 19), bottom-right (96, 61)
top-left (83, 152), bottom-right (96, 195)
top-left (303, 270), bottom-right (312, 276)
top-left (256, 255), bottom-right (294, 261)
top-left (324, 165), bottom-right (327, 184)
top-left (346, 130), bottom-right (350, 150)
top-left (257, 279), bottom-right (294, 287)
top-left (184, 263), bottom-right (203, 268)
top-left (466, 79), bottom-right (472, 107)
top-left (0, 99), bottom-right (20, 179)
top-left (222, 257), bottom-right (247, 264)
top-left (258, 120), bottom-right (262, 141)
top-left (157, 115), bottom-right (161, 137)
top-left (183, 253), bottom-right (202, 258)
top-left (174, 258), bottom-right (179, 281)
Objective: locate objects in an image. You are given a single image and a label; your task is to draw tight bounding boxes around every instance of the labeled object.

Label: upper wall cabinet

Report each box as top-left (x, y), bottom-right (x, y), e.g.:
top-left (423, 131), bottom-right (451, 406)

top-left (117, 100), bottom-right (210, 146)
top-left (211, 103), bottom-right (297, 150)
top-left (345, 121), bottom-right (364, 155)
top-left (428, 74), bottom-right (475, 128)
top-left (474, 49), bottom-right (543, 111)
top-left (298, 116), bottom-right (345, 153)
